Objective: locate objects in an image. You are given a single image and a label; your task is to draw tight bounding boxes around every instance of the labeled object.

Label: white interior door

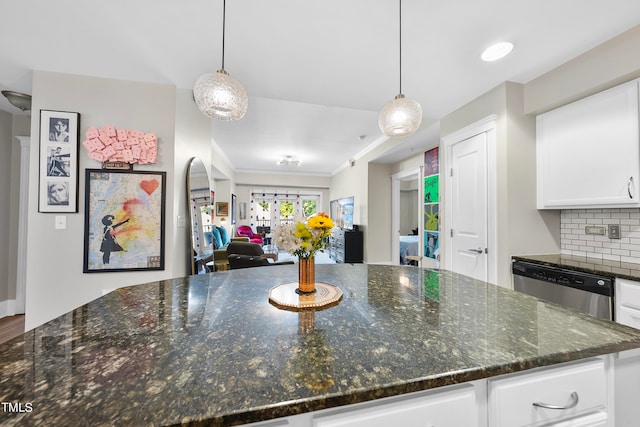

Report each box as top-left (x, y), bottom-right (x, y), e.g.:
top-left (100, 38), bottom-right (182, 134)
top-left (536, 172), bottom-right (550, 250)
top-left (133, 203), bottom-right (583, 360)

top-left (449, 132), bottom-right (488, 281)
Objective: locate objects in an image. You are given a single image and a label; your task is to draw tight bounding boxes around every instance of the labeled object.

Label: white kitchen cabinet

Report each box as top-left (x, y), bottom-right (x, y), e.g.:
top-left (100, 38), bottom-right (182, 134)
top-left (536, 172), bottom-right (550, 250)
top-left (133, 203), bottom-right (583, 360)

top-left (616, 278), bottom-right (640, 329)
top-left (313, 385), bottom-right (478, 427)
top-left (488, 358), bottom-right (607, 427)
top-left (536, 79), bottom-right (640, 209)
top-left (549, 412), bottom-right (608, 426)
top-left (237, 354), bottom-right (640, 427)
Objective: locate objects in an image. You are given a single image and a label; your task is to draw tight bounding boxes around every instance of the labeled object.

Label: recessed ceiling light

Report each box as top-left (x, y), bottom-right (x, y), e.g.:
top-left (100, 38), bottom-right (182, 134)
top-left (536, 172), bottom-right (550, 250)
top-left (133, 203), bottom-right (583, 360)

top-left (481, 42), bottom-right (514, 62)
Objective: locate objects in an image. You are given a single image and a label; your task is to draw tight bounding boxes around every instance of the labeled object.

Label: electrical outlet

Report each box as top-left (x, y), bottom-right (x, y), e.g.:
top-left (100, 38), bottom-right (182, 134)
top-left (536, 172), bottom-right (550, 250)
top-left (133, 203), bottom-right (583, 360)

top-left (585, 226), bottom-right (606, 236)
top-left (608, 224), bottom-right (621, 239)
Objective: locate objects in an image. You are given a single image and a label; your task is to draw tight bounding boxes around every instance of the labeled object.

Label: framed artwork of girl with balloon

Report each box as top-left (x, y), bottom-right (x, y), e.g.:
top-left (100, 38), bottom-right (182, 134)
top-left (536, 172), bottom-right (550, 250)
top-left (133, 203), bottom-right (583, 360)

top-left (83, 169), bottom-right (166, 273)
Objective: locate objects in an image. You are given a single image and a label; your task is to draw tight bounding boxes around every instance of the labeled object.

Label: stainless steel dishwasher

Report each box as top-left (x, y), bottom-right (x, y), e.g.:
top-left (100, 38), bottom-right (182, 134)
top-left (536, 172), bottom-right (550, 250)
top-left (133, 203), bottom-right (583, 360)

top-left (512, 260), bottom-right (614, 321)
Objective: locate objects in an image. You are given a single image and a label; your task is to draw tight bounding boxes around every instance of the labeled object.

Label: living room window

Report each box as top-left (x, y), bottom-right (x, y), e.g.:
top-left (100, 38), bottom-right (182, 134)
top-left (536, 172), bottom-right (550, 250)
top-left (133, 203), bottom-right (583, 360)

top-left (250, 189), bottom-right (321, 228)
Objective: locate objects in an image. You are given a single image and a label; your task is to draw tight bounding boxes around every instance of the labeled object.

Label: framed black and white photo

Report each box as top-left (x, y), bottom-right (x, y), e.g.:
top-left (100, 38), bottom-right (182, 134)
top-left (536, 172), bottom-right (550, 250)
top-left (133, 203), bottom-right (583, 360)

top-left (38, 110), bottom-right (80, 212)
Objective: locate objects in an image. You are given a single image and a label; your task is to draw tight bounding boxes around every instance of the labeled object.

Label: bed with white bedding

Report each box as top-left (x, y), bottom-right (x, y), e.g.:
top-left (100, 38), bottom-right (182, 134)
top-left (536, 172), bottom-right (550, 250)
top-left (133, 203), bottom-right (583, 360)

top-left (399, 235), bottom-right (419, 265)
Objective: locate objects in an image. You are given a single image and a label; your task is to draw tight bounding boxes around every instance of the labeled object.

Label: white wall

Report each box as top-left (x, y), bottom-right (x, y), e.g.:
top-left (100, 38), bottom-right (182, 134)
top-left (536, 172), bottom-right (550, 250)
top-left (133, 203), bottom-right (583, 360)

top-left (174, 88), bottom-right (214, 274)
top-left (1, 112), bottom-right (30, 316)
top-left (400, 188), bottom-right (418, 236)
top-left (0, 110), bottom-right (11, 307)
top-left (25, 71), bottom-right (181, 330)
top-left (331, 156), bottom-right (370, 256)
top-left (367, 162), bottom-right (394, 263)
top-left (525, 25), bottom-right (640, 115)
top-left (440, 82), bottom-right (560, 287)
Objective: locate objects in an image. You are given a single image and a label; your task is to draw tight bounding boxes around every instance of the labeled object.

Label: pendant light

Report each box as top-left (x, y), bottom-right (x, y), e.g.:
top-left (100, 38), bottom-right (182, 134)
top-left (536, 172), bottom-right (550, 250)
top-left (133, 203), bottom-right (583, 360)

top-left (378, 0), bottom-right (422, 137)
top-left (193, 0), bottom-right (248, 121)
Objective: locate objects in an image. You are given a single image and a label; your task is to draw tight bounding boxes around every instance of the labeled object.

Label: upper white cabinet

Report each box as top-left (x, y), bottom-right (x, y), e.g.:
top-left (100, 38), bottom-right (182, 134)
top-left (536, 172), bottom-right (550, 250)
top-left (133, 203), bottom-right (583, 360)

top-left (537, 79), bottom-right (640, 209)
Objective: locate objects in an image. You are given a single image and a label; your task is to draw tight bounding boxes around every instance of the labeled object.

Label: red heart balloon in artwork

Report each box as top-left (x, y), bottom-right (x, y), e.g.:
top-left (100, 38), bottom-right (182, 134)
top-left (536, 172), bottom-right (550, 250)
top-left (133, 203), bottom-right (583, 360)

top-left (140, 179), bottom-right (159, 195)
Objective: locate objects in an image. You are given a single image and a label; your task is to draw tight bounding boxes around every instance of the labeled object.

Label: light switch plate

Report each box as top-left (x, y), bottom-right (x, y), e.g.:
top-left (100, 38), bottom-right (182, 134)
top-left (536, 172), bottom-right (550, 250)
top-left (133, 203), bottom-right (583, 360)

top-left (55, 215), bottom-right (66, 230)
top-left (608, 224), bottom-right (621, 239)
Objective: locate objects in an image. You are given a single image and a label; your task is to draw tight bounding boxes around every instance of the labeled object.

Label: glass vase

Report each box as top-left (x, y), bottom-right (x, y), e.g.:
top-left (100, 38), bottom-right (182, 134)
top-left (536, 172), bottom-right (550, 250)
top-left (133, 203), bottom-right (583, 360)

top-left (298, 257), bottom-right (316, 293)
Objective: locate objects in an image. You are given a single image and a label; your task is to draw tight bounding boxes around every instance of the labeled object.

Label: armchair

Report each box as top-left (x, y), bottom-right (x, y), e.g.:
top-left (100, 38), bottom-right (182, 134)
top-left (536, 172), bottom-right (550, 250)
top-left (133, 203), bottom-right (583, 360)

top-left (202, 226), bottom-right (249, 271)
top-left (226, 242), bottom-right (293, 269)
top-left (236, 225), bottom-right (263, 245)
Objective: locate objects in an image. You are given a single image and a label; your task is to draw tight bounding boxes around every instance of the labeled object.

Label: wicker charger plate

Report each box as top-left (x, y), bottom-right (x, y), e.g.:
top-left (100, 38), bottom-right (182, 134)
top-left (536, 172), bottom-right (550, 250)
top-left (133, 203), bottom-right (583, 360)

top-left (269, 282), bottom-right (343, 312)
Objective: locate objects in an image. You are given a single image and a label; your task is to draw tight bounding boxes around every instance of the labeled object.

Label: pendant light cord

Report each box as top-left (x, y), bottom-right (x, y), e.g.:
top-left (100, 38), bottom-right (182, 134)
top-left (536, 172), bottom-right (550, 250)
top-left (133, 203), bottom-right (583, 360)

top-left (399, 0), bottom-right (402, 95)
top-left (221, 0), bottom-right (226, 70)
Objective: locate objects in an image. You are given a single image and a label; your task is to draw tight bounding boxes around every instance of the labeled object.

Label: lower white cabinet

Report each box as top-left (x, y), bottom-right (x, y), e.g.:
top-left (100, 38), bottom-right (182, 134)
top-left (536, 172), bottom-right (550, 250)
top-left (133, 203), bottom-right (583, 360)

top-left (241, 354), bottom-right (640, 427)
top-left (488, 358), bottom-right (607, 427)
top-left (313, 385), bottom-right (478, 427)
top-left (550, 412), bottom-right (608, 426)
top-left (616, 278), bottom-right (640, 329)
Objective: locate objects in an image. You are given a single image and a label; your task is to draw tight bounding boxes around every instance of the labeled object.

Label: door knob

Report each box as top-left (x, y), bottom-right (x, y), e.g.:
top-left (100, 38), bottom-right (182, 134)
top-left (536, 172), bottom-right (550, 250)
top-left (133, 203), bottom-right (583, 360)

top-left (467, 247), bottom-right (483, 254)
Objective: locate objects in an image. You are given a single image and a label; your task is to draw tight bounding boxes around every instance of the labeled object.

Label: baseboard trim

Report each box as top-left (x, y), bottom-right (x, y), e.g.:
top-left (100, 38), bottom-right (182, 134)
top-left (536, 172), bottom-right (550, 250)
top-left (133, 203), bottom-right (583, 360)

top-left (0, 299), bottom-right (17, 319)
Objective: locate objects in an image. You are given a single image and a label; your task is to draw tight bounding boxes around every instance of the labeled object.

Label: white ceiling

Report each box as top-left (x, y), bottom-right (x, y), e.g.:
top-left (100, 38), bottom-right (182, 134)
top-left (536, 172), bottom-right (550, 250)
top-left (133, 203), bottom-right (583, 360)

top-left (2, 1), bottom-right (640, 175)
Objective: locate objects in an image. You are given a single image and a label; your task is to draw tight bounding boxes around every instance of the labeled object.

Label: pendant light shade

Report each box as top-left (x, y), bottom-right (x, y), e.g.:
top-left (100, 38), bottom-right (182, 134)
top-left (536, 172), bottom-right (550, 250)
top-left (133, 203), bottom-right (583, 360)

top-left (378, 0), bottom-right (422, 137)
top-left (193, 0), bottom-right (248, 121)
top-left (194, 69), bottom-right (248, 120)
top-left (378, 94), bottom-right (422, 137)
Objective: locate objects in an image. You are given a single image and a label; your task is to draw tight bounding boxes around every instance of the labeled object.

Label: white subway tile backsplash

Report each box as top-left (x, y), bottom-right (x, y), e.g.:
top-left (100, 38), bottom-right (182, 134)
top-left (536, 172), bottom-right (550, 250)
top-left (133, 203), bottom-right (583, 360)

top-left (612, 248), bottom-right (630, 256)
top-left (621, 219), bottom-right (640, 225)
top-left (603, 254), bottom-right (621, 263)
top-left (560, 208), bottom-right (640, 263)
top-left (611, 212), bottom-right (631, 219)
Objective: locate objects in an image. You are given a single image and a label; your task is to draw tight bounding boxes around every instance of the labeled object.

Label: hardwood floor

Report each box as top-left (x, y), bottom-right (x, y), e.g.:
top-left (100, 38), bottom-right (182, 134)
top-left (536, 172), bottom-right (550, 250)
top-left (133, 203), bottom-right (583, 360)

top-left (0, 315), bottom-right (25, 344)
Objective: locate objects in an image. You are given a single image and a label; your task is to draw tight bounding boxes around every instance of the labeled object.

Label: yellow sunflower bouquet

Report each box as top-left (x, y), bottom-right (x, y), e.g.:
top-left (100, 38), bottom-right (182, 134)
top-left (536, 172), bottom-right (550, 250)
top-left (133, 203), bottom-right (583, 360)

top-left (273, 213), bottom-right (335, 260)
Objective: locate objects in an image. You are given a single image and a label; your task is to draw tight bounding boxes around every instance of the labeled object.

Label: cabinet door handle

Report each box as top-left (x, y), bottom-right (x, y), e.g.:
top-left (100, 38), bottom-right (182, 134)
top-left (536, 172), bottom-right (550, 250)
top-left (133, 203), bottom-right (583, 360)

top-left (629, 176), bottom-right (634, 199)
top-left (532, 391), bottom-right (579, 410)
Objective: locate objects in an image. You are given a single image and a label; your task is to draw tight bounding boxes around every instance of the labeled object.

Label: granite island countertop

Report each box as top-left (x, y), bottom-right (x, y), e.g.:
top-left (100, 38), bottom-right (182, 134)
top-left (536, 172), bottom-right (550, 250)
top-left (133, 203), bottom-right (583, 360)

top-left (2, 264), bottom-right (640, 426)
top-left (512, 253), bottom-right (640, 281)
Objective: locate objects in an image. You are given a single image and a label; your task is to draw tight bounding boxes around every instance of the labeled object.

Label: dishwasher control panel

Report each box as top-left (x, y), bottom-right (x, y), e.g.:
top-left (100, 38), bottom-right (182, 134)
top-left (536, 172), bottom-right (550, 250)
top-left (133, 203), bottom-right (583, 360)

top-left (512, 261), bottom-right (614, 297)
